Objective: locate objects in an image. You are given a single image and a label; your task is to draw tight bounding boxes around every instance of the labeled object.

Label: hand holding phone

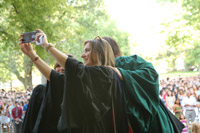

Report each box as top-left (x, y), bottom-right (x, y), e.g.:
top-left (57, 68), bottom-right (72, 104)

top-left (22, 31), bottom-right (44, 45)
top-left (22, 31), bottom-right (38, 43)
top-left (36, 35), bottom-right (44, 45)
top-left (35, 29), bottom-right (49, 47)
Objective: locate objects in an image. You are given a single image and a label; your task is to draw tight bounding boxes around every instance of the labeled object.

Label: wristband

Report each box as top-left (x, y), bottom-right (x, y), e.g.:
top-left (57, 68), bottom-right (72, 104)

top-left (46, 43), bottom-right (54, 52)
top-left (30, 56), bottom-right (39, 62)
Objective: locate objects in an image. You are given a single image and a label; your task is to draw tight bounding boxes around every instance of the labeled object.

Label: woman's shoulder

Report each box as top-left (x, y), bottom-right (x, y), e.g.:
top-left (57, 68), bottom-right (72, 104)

top-left (85, 66), bottom-right (115, 76)
top-left (116, 55), bottom-right (149, 63)
top-left (65, 57), bottom-right (85, 74)
top-left (173, 104), bottom-right (178, 107)
top-left (115, 55), bottom-right (155, 71)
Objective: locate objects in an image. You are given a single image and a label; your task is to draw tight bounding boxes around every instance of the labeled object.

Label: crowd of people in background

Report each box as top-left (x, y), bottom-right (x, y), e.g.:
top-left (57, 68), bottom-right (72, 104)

top-left (1, 75), bottom-right (200, 132)
top-left (0, 89), bottom-right (31, 133)
top-left (160, 75), bottom-right (200, 132)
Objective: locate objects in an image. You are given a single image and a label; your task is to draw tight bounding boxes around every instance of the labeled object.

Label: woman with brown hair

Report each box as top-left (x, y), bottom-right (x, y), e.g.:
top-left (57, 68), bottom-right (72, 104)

top-left (19, 30), bottom-right (128, 133)
top-left (173, 98), bottom-right (182, 119)
top-left (102, 36), bottom-right (184, 133)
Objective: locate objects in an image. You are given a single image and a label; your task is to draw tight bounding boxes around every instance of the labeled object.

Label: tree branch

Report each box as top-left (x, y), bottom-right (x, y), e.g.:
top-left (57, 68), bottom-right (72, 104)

top-left (12, 4), bottom-right (19, 14)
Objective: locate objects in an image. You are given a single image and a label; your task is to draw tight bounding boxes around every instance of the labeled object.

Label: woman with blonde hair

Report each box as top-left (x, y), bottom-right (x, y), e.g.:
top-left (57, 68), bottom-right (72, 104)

top-left (19, 30), bottom-right (128, 133)
top-left (191, 122), bottom-right (200, 133)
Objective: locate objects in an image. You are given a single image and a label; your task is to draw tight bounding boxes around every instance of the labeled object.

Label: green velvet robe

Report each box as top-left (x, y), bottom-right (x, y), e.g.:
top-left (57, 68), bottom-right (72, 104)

top-left (116, 55), bottom-right (174, 133)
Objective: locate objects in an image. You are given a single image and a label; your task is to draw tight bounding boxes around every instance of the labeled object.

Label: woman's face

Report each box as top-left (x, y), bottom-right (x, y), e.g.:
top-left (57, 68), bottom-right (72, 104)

top-left (175, 99), bottom-right (180, 104)
top-left (180, 114), bottom-right (184, 120)
top-left (81, 43), bottom-right (97, 66)
top-left (55, 66), bottom-right (64, 74)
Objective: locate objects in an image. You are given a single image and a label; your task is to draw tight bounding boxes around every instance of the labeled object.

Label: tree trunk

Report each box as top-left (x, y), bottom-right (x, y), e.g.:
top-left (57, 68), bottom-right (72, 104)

top-left (23, 56), bottom-right (33, 89)
top-left (172, 58), bottom-right (177, 71)
top-left (10, 56), bottom-right (33, 90)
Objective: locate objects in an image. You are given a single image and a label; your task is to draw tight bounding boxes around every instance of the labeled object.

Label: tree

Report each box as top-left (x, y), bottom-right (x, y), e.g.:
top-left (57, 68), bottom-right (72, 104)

top-left (0, 0), bottom-right (130, 89)
top-left (157, 0), bottom-right (200, 71)
top-left (0, 0), bottom-right (70, 89)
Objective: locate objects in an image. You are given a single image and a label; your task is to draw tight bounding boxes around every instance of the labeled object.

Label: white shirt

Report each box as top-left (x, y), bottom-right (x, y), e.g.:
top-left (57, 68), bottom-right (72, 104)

top-left (182, 96), bottom-right (196, 110)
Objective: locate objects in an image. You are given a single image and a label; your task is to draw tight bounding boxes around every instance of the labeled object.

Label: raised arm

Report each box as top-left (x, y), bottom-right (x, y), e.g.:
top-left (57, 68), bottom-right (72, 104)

top-left (35, 29), bottom-right (68, 68)
top-left (19, 29), bottom-right (68, 80)
top-left (19, 42), bottom-right (52, 80)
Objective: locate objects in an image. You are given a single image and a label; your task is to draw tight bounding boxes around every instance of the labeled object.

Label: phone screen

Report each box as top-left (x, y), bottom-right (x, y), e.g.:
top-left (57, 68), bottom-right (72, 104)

top-left (22, 31), bottom-right (38, 43)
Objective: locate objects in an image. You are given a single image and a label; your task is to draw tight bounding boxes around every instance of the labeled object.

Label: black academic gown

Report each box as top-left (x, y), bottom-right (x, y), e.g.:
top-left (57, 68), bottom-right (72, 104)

top-left (32, 70), bottom-right (65, 133)
top-left (57, 58), bottom-right (128, 133)
top-left (21, 84), bottom-right (46, 133)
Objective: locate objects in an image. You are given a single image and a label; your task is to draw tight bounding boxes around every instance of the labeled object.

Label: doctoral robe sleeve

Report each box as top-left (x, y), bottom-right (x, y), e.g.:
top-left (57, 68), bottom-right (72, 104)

top-left (32, 71), bottom-right (64, 133)
top-left (115, 55), bottom-right (160, 132)
top-left (49, 70), bottom-right (64, 112)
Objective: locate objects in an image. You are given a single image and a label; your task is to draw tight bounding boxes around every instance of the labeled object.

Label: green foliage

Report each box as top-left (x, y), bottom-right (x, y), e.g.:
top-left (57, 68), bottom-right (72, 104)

top-left (157, 0), bottom-right (200, 72)
top-left (185, 41), bottom-right (200, 69)
top-left (95, 19), bottom-right (130, 56)
top-left (0, 0), bottom-right (130, 89)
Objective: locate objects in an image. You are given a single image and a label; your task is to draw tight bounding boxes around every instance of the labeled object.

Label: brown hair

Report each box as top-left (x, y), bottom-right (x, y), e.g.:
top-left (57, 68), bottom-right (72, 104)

top-left (102, 36), bottom-right (122, 57)
top-left (84, 36), bottom-right (115, 67)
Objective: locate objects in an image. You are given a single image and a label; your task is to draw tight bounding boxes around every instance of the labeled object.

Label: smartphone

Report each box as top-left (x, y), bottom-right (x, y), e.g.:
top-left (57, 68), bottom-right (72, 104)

top-left (22, 31), bottom-right (38, 43)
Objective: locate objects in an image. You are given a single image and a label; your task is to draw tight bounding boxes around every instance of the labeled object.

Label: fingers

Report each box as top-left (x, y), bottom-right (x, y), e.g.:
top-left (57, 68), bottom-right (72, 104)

top-left (19, 34), bottom-right (24, 44)
top-left (20, 43), bottom-right (30, 47)
top-left (36, 29), bottom-right (44, 33)
top-left (19, 29), bottom-right (45, 46)
top-left (35, 33), bottom-right (43, 43)
top-left (19, 39), bottom-right (22, 44)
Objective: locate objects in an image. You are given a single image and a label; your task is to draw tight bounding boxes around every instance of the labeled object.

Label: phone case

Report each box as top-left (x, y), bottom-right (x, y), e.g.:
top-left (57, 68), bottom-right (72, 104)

top-left (22, 31), bottom-right (38, 43)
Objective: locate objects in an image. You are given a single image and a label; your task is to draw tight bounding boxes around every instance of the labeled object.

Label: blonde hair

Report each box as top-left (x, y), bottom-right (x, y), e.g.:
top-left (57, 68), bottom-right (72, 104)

top-left (192, 122), bottom-right (200, 133)
top-left (84, 36), bottom-right (115, 67)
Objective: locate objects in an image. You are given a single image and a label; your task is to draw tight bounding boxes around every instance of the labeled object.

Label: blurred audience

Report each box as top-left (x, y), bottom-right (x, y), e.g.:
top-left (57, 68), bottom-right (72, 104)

top-left (160, 75), bottom-right (200, 125)
top-left (0, 74), bottom-right (200, 132)
top-left (0, 89), bottom-right (31, 132)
